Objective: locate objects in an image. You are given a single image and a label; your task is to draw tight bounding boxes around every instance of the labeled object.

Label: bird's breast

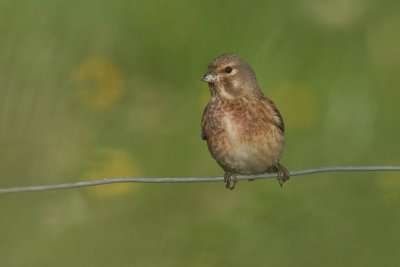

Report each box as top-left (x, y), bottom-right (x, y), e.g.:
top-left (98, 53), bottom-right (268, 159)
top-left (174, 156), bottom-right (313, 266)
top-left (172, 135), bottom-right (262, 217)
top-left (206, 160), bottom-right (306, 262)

top-left (205, 97), bottom-right (284, 174)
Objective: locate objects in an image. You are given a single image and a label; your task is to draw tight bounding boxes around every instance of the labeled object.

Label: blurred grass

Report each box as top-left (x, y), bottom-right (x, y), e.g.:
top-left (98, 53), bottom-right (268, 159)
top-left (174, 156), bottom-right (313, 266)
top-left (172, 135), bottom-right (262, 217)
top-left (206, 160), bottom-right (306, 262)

top-left (0, 0), bottom-right (400, 266)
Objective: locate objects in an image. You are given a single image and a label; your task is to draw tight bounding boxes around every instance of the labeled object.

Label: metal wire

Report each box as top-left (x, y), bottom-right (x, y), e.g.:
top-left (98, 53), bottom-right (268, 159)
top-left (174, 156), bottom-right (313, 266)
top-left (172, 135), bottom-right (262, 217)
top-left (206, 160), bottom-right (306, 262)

top-left (0, 166), bottom-right (399, 194)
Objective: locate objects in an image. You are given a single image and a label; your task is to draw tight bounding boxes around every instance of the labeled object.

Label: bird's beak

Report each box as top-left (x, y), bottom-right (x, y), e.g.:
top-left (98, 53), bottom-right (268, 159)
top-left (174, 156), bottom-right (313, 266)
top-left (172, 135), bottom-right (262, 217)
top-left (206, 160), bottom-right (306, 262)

top-left (201, 71), bottom-right (218, 83)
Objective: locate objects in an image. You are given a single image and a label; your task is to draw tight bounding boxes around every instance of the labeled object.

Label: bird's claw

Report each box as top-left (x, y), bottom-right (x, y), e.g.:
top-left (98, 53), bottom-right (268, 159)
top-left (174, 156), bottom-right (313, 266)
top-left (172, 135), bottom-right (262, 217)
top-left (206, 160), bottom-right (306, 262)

top-left (224, 172), bottom-right (237, 190)
top-left (277, 164), bottom-right (290, 187)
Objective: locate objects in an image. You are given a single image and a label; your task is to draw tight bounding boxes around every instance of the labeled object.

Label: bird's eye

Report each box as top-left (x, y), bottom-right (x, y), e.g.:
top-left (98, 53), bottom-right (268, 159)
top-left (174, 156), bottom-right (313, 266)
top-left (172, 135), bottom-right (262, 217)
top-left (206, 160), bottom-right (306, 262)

top-left (225, 67), bottom-right (232, 73)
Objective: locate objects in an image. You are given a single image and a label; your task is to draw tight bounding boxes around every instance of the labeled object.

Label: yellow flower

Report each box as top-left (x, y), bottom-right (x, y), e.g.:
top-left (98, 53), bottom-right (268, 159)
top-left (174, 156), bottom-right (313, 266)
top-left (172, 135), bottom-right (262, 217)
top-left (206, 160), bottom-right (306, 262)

top-left (83, 149), bottom-right (141, 197)
top-left (73, 56), bottom-right (124, 111)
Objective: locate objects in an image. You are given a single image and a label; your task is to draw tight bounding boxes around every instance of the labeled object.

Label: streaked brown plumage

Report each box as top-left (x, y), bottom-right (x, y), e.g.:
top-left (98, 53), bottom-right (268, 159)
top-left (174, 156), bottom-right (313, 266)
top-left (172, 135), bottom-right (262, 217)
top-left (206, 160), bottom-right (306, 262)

top-left (201, 53), bottom-right (289, 189)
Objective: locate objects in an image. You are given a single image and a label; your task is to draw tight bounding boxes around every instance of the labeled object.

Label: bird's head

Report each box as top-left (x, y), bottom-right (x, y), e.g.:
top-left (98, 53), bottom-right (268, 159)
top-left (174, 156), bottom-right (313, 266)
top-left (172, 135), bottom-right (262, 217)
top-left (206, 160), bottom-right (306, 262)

top-left (201, 53), bottom-right (261, 99)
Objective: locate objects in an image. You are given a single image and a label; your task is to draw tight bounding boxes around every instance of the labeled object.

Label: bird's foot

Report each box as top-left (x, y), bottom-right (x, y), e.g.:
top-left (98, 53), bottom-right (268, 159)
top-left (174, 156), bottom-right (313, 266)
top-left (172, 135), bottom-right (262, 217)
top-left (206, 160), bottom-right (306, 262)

top-left (224, 172), bottom-right (237, 190)
top-left (277, 164), bottom-right (290, 187)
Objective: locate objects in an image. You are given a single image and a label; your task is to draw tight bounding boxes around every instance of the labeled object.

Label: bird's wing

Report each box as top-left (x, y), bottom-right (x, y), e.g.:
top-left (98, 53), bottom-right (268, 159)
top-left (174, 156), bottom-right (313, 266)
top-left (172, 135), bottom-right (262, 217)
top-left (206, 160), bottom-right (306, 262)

top-left (201, 103), bottom-right (209, 140)
top-left (261, 95), bottom-right (285, 134)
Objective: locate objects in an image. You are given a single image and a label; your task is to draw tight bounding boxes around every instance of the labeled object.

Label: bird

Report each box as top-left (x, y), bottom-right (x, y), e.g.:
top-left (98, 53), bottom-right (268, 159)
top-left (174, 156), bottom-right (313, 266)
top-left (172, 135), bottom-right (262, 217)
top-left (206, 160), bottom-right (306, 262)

top-left (200, 53), bottom-right (290, 190)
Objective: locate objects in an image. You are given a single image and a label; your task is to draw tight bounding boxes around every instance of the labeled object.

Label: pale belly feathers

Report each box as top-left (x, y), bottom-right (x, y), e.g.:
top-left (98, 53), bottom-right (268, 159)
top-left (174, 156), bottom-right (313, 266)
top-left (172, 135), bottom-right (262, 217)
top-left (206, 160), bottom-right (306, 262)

top-left (206, 111), bottom-right (284, 175)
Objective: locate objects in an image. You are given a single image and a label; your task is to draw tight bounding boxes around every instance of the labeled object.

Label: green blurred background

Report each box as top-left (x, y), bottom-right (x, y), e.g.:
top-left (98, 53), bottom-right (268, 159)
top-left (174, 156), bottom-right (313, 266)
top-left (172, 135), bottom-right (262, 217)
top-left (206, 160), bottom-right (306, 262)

top-left (1, 0), bottom-right (399, 266)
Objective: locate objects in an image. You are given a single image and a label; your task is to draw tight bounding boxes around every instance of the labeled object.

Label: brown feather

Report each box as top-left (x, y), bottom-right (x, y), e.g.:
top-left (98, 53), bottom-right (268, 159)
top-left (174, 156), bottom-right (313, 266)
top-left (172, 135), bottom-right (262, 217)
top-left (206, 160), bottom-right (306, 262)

top-left (260, 95), bottom-right (285, 134)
